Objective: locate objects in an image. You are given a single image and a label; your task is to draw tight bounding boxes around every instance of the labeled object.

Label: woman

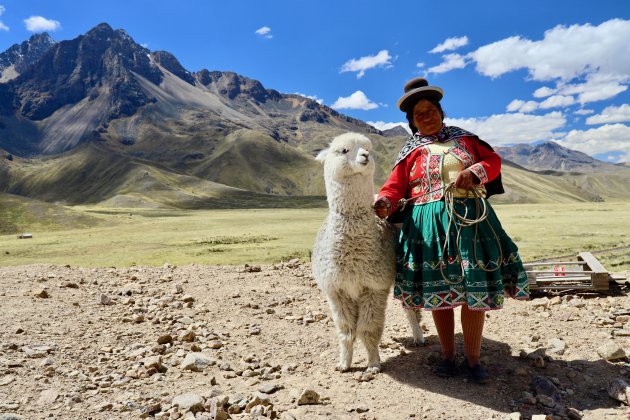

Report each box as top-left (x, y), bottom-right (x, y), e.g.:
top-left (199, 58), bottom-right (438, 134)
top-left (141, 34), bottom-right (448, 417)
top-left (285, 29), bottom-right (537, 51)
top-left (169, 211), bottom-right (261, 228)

top-left (374, 78), bottom-right (529, 384)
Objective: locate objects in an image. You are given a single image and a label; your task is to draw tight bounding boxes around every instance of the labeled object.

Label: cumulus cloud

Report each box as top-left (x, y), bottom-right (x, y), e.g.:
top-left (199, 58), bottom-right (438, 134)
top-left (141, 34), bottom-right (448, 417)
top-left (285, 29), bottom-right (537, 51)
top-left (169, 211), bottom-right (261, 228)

top-left (24, 16), bottom-right (61, 32)
top-left (430, 36), bottom-right (469, 53)
top-left (255, 26), bottom-right (272, 39)
top-left (506, 99), bottom-right (539, 113)
top-left (431, 20), bottom-right (630, 105)
top-left (586, 104), bottom-right (630, 125)
top-left (533, 86), bottom-right (556, 98)
top-left (294, 92), bottom-right (323, 105)
top-left (367, 121), bottom-right (410, 133)
top-left (0, 4), bottom-right (8, 31)
top-left (539, 95), bottom-right (576, 109)
top-left (427, 53), bottom-right (469, 74)
top-left (331, 91), bottom-right (378, 110)
top-left (555, 123), bottom-right (630, 162)
top-left (445, 112), bottom-right (566, 145)
top-left (340, 50), bottom-right (392, 79)
top-left (574, 109), bottom-right (594, 115)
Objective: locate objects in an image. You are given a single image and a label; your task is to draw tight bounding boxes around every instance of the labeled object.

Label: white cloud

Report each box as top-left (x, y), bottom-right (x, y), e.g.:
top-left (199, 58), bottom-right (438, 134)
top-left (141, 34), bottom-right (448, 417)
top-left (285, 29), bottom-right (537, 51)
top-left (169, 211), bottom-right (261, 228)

top-left (430, 36), bottom-right (469, 53)
top-left (555, 123), bottom-right (630, 162)
top-left (539, 95), bottom-right (575, 109)
top-left (294, 92), bottom-right (323, 105)
top-left (506, 99), bottom-right (538, 113)
top-left (331, 91), bottom-right (378, 110)
top-left (255, 26), bottom-right (272, 39)
top-left (367, 121), bottom-right (410, 133)
top-left (445, 112), bottom-right (566, 145)
top-left (470, 20), bottom-right (630, 81)
top-left (416, 62), bottom-right (425, 68)
top-left (24, 16), bottom-right (61, 32)
top-left (340, 50), bottom-right (392, 79)
top-left (428, 53), bottom-right (469, 74)
top-left (0, 4), bottom-right (8, 31)
top-left (574, 108), bottom-right (594, 115)
top-left (586, 104), bottom-right (630, 125)
top-left (436, 19), bottom-right (630, 105)
top-left (533, 86), bottom-right (556, 98)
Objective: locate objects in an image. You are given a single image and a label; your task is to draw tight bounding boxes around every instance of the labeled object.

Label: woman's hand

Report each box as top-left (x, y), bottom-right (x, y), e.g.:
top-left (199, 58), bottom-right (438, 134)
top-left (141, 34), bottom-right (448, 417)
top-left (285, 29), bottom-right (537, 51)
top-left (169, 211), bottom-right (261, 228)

top-left (454, 169), bottom-right (480, 190)
top-left (373, 199), bottom-right (391, 219)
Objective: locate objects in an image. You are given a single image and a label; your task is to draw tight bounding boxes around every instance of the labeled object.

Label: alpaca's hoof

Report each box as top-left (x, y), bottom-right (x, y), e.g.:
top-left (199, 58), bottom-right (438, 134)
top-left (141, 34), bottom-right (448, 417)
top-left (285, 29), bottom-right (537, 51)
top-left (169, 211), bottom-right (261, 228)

top-left (365, 365), bottom-right (381, 374)
top-left (336, 363), bottom-right (351, 372)
top-left (410, 335), bottom-right (426, 346)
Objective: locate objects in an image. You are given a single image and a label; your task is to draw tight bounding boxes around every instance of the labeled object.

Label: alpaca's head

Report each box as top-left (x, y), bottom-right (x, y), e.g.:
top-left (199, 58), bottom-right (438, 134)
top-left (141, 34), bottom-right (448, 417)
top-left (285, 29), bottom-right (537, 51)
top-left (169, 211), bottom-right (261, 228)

top-left (316, 133), bottom-right (374, 182)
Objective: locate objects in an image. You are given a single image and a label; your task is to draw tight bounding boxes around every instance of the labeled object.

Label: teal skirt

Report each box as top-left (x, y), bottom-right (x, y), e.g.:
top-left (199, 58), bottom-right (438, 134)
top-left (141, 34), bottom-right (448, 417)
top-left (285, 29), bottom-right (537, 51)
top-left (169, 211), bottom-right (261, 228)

top-left (394, 198), bottom-right (529, 311)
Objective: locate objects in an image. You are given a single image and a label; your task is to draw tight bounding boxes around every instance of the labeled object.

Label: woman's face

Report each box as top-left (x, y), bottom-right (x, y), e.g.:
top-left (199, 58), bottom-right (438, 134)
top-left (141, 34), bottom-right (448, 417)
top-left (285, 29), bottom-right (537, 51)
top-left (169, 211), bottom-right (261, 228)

top-left (412, 99), bottom-right (442, 135)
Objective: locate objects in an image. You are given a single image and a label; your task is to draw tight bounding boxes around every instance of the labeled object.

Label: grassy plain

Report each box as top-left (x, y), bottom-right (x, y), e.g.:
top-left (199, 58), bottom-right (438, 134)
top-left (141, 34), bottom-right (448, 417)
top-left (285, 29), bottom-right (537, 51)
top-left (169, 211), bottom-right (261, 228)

top-left (0, 201), bottom-right (628, 271)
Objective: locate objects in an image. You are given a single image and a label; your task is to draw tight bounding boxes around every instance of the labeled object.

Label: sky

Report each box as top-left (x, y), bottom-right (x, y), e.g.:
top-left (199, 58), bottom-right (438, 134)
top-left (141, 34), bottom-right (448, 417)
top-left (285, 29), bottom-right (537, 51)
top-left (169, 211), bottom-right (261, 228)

top-left (1, 0), bottom-right (630, 162)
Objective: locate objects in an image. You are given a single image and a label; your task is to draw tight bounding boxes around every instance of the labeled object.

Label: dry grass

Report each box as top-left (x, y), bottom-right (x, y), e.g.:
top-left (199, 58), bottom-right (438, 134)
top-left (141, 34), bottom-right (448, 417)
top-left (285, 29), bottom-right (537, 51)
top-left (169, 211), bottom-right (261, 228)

top-left (0, 201), bottom-right (628, 271)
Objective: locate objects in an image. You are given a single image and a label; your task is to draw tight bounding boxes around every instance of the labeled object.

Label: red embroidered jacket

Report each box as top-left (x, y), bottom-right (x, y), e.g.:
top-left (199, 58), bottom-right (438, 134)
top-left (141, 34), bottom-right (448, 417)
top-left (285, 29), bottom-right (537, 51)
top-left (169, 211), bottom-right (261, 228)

top-left (377, 135), bottom-right (501, 213)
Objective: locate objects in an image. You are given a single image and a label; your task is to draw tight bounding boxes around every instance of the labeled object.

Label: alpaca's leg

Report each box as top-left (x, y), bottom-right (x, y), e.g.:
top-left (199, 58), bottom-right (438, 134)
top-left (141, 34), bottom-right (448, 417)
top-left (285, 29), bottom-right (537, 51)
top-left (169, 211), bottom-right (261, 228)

top-left (405, 308), bottom-right (425, 345)
top-left (357, 289), bottom-right (389, 373)
top-left (327, 292), bottom-right (358, 372)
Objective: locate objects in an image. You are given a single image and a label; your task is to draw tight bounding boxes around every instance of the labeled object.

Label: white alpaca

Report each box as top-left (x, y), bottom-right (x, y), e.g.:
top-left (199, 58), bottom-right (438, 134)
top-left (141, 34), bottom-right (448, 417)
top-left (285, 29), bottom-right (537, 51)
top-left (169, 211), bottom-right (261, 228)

top-left (312, 132), bottom-right (424, 374)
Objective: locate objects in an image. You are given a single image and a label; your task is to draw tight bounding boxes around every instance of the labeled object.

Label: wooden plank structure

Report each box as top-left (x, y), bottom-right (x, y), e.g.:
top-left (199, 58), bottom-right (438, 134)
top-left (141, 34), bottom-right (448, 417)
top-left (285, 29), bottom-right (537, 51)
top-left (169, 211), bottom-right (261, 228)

top-left (524, 251), bottom-right (610, 291)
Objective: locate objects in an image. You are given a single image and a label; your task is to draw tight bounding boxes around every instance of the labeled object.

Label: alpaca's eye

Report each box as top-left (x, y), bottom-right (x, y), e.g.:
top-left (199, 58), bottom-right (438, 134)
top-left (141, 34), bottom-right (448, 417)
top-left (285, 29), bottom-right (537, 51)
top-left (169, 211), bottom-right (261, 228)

top-left (341, 149), bottom-right (349, 154)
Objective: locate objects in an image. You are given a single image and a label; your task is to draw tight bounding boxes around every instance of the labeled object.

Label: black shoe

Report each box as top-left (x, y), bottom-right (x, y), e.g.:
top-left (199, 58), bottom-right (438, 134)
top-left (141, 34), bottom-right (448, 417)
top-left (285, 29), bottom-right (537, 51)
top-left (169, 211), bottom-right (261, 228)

top-left (434, 358), bottom-right (458, 378)
top-left (461, 359), bottom-right (490, 384)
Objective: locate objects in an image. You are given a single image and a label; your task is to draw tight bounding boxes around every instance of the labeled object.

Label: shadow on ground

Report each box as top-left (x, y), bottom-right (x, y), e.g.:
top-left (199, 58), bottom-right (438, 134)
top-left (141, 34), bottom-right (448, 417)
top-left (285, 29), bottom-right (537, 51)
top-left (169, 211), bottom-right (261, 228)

top-left (381, 333), bottom-right (624, 418)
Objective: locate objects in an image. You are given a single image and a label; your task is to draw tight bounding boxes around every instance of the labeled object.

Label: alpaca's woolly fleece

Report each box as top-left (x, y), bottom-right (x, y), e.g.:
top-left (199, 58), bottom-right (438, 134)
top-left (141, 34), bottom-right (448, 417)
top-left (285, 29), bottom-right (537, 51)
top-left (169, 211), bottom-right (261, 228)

top-left (311, 132), bottom-right (398, 372)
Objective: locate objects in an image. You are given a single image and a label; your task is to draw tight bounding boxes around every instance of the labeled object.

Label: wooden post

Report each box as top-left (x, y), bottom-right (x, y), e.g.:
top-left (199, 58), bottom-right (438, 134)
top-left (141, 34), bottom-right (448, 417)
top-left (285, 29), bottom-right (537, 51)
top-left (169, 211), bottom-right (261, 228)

top-left (578, 252), bottom-right (609, 291)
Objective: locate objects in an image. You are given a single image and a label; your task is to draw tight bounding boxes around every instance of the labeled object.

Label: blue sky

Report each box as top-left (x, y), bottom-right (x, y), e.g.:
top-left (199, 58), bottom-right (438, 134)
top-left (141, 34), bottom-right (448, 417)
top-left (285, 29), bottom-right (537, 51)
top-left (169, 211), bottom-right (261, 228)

top-left (1, 0), bottom-right (630, 162)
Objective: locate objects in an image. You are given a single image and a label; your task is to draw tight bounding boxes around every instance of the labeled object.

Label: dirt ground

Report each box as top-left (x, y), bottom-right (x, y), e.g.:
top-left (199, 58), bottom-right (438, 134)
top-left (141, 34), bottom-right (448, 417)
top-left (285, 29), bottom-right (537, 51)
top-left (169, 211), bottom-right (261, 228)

top-left (1, 263), bottom-right (629, 420)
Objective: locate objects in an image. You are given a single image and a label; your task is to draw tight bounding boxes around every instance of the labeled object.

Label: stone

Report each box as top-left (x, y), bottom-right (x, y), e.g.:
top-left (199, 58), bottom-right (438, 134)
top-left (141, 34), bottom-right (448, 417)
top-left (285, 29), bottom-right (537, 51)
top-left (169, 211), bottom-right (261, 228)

top-left (597, 342), bottom-right (626, 360)
top-left (206, 398), bottom-right (229, 420)
top-left (100, 294), bottom-right (113, 305)
top-left (505, 412), bottom-right (521, 420)
top-left (258, 383), bottom-right (282, 394)
top-left (141, 355), bottom-right (162, 370)
top-left (607, 378), bottom-right (630, 405)
top-left (208, 340), bottom-right (223, 349)
top-left (297, 389), bottom-right (320, 405)
top-left (0, 375), bottom-right (15, 386)
top-left (182, 295), bottom-right (195, 303)
top-left (245, 393), bottom-right (272, 413)
top-left (37, 389), bottom-right (59, 405)
top-left (567, 407), bottom-right (583, 419)
top-left (546, 338), bottom-right (566, 355)
top-left (157, 335), bottom-right (173, 345)
top-left (180, 331), bottom-right (195, 342)
top-left (98, 402), bottom-right (113, 411)
top-left (532, 376), bottom-right (561, 405)
top-left (0, 414), bottom-right (22, 420)
top-left (181, 353), bottom-right (216, 371)
top-left (33, 288), bottom-right (49, 298)
top-left (613, 329), bottom-right (630, 337)
top-left (531, 416), bottom-right (551, 420)
top-left (172, 393), bottom-right (204, 413)
top-left (530, 297), bottom-right (550, 309)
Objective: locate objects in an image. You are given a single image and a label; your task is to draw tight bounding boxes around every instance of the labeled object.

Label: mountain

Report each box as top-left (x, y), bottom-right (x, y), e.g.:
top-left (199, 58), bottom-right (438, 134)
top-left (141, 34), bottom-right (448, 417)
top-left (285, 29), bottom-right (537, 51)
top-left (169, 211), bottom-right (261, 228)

top-left (495, 141), bottom-right (622, 173)
top-left (0, 33), bottom-right (56, 83)
top-left (0, 23), bottom-right (629, 210)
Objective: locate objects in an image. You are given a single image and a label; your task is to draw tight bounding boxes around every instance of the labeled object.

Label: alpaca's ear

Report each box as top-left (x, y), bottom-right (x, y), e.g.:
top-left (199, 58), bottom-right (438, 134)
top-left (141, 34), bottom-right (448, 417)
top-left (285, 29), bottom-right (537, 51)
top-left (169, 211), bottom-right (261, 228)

top-left (315, 148), bottom-right (329, 162)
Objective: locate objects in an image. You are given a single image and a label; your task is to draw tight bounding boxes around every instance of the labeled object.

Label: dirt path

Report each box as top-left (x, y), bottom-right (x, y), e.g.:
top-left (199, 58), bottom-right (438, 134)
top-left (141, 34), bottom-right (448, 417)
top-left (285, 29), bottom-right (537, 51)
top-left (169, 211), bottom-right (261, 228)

top-left (0, 263), bottom-right (629, 420)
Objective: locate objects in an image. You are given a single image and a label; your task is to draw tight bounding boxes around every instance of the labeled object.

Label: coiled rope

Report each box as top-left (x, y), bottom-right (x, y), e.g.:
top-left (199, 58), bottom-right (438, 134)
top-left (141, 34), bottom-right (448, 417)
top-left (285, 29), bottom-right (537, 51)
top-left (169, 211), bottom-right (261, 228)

top-left (396, 182), bottom-right (503, 285)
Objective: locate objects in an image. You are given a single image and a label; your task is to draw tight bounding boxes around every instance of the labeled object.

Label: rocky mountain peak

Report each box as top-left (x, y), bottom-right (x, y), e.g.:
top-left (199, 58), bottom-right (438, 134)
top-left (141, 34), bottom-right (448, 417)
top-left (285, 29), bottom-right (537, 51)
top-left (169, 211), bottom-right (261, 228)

top-left (195, 70), bottom-right (280, 102)
top-left (150, 51), bottom-right (195, 85)
top-left (381, 125), bottom-right (409, 137)
top-left (6, 22), bottom-right (163, 121)
top-left (0, 32), bottom-right (56, 81)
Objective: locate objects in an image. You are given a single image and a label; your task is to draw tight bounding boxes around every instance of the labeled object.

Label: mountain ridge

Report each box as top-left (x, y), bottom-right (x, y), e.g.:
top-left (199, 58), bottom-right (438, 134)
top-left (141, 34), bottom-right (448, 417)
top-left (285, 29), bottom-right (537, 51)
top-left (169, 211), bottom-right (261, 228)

top-left (0, 22), bottom-right (628, 210)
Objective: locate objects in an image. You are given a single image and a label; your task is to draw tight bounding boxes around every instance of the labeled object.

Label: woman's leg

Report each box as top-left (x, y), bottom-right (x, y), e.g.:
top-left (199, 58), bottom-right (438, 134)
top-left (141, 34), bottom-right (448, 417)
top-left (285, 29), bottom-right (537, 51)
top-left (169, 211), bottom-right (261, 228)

top-left (431, 308), bottom-right (455, 359)
top-left (461, 304), bottom-right (485, 366)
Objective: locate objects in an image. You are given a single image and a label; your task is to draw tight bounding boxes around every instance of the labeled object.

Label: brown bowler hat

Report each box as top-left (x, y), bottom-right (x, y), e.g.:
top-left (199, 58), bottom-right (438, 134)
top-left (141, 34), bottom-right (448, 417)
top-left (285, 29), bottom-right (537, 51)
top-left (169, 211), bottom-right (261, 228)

top-left (397, 78), bottom-right (444, 112)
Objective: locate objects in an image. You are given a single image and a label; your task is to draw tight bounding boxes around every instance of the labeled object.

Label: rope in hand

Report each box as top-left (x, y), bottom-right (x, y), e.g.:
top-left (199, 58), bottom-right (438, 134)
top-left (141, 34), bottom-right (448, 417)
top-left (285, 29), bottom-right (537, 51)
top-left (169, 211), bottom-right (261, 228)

top-left (395, 182), bottom-right (504, 285)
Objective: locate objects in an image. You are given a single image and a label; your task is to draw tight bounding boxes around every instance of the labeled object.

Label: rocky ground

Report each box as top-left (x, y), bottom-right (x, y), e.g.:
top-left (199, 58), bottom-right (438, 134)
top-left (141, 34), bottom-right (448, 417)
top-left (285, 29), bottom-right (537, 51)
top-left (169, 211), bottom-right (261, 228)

top-left (1, 263), bottom-right (630, 420)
